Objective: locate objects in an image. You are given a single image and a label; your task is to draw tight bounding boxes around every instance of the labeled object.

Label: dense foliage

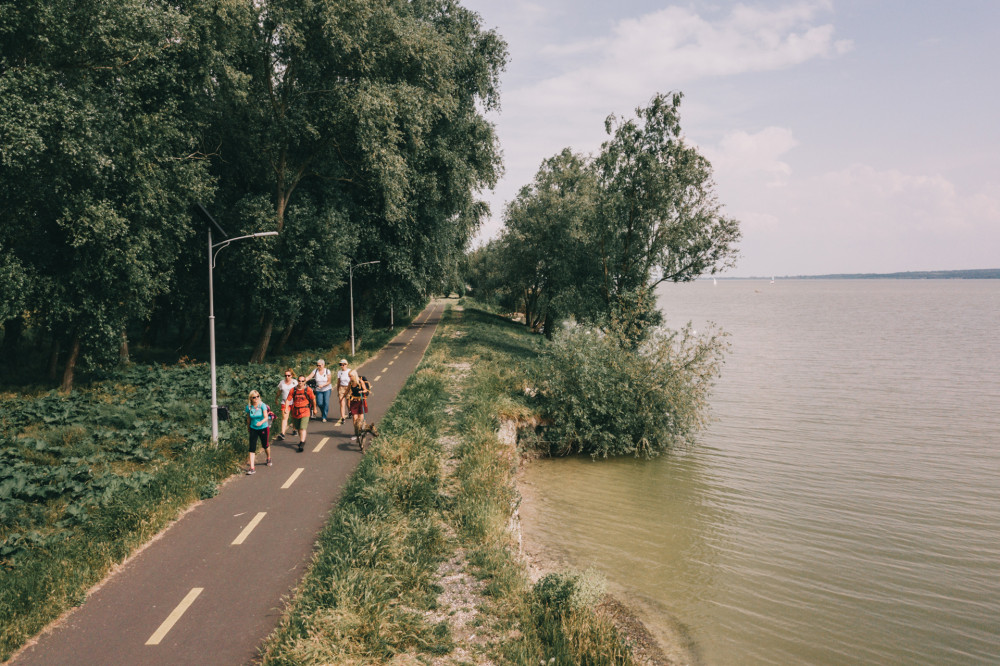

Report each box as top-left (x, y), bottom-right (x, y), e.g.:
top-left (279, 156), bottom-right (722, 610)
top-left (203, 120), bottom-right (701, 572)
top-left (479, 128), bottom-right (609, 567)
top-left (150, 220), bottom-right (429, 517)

top-left (0, 0), bottom-right (506, 388)
top-left (0, 0), bottom-right (215, 389)
top-left (467, 149), bottom-right (596, 335)
top-left (0, 366), bottom-right (221, 563)
top-left (537, 323), bottom-right (727, 458)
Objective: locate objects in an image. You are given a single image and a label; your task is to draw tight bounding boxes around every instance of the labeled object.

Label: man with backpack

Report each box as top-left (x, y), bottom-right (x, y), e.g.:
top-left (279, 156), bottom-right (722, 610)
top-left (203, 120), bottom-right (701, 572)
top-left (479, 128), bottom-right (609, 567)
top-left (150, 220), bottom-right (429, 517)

top-left (288, 375), bottom-right (317, 452)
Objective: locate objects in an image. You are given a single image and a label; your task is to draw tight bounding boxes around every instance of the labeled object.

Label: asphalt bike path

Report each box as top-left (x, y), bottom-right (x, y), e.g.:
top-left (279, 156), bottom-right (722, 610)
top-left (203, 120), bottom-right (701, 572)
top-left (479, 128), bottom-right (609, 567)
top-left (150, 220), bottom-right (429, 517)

top-left (12, 301), bottom-right (445, 666)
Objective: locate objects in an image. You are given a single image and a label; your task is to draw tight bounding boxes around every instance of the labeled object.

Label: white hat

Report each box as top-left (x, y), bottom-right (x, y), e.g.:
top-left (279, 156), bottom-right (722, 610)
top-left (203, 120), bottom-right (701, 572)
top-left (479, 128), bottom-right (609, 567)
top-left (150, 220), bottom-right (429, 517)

top-left (338, 359), bottom-right (349, 365)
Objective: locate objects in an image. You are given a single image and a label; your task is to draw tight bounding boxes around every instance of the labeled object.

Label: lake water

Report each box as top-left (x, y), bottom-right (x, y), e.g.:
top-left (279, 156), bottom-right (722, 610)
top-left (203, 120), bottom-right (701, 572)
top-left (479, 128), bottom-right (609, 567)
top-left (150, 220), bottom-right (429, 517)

top-left (518, 280), bottom-right (1000, 665)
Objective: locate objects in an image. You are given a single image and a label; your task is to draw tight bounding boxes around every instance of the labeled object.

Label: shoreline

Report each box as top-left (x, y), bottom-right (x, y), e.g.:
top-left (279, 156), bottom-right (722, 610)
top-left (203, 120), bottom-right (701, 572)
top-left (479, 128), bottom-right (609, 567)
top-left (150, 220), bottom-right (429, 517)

top-left (513, 447), bottom-right (701, 666)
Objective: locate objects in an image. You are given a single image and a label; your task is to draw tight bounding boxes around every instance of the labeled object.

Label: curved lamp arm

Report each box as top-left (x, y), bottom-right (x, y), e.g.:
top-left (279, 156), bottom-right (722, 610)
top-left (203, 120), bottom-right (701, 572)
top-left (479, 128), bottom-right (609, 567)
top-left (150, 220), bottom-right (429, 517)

top-left (212, 231), bottom-right (278, 268)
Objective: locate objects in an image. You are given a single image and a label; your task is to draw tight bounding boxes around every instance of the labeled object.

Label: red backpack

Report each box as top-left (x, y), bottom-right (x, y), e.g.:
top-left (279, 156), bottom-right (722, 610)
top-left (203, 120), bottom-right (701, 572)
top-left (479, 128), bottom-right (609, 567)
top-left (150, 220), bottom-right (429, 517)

top-left (290, 387), bottom-right (312, 418)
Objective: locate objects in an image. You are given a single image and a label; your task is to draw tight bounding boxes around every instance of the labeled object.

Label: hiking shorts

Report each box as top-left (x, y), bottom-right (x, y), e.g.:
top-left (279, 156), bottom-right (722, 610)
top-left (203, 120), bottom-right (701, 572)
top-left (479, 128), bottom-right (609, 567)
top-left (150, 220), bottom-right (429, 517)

top-left (294, 415), bottom-right (310, 430)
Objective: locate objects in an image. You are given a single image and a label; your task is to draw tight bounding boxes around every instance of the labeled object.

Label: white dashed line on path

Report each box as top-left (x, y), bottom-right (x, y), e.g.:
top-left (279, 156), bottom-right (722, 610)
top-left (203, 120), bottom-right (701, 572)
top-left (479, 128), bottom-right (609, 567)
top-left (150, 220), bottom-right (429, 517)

top-left (281, 468), bottom-right (304, 489)
top-left (232, 512), bottom-right (266, 545)
top-left (146, 588), bottom-right (203, 645)
top-left (313, 437), bottom-right (329, 452)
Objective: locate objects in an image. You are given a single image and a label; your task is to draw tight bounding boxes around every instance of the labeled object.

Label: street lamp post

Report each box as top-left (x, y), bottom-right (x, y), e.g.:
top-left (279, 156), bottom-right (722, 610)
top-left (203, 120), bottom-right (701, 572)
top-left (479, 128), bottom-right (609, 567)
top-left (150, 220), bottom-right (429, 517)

top-left (349, 260), bottom-right (380, 356)
top-left (198, 204), bottom-right (277, 446)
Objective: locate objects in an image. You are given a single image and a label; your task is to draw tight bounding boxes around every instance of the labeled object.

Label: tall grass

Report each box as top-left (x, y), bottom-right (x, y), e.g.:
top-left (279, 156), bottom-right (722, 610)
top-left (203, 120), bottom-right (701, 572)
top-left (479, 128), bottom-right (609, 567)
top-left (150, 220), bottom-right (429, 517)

top-left (260, 364), bottom-right (455, 664)
top-left (446, 305), bottom-right (636, 664)
top-left (261, 301), bottom-right (638, 664)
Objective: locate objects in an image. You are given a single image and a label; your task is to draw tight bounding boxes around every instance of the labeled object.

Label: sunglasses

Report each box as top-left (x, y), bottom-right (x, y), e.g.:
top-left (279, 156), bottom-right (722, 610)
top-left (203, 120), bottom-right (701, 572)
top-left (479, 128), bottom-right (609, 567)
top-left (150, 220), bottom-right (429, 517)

top-left (285, 374), bottom-right (292, 377)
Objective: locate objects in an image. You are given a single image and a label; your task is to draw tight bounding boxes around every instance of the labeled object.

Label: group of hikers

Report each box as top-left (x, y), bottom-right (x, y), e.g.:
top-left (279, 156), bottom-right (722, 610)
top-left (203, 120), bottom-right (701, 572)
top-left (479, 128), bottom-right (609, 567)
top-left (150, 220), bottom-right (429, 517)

top-left (242, 358), bottom-right (377, 475)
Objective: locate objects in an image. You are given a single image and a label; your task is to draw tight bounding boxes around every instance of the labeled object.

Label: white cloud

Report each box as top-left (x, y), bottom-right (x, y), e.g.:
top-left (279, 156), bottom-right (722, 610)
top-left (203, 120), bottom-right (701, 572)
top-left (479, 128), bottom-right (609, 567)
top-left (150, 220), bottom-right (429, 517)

top-left (817, 165), bottom-right (1000, 235)
top-left (475, 2), bottom-right (854, 248)
top-left (719, 162), bottom-right (1000, 275)
top-left (606, 4), bottom-right (850, 79)
top-left (514, 2), bottom-right (853, 113)
top-left (704, 127), bottom-right (799, 188)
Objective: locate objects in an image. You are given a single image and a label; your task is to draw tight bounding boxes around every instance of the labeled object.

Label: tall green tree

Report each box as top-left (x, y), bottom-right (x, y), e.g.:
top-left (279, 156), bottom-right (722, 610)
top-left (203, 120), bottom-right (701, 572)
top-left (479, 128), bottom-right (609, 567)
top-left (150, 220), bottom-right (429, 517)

top-left (464, 238), bottom-right (514, 309)
top-left (499, 148), bottom-right (596, 335)
top-left (590, 92), bottom-right (741, 340)
top-left (202, 0), bottom-right (506, 362)
top-left (474, 94), bottom-right (740, 457)
top-left (471, 92), bottom-right (740, 344)
top-left (0, 0), bottom-right (214, 390)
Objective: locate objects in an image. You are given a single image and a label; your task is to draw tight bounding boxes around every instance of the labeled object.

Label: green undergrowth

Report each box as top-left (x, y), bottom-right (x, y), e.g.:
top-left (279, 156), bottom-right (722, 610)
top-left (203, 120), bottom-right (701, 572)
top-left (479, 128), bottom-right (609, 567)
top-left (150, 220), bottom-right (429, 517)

top-left (0, 310), bottom-right (419, 662)
top-left (260, 301), bottom-right (638, 664)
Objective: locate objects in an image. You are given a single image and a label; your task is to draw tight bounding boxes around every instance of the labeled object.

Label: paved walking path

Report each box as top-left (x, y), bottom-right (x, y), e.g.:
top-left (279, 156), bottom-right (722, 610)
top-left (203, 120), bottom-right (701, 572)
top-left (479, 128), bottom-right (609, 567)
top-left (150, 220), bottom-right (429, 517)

top-left (11, 301), bottom-right (445, 666)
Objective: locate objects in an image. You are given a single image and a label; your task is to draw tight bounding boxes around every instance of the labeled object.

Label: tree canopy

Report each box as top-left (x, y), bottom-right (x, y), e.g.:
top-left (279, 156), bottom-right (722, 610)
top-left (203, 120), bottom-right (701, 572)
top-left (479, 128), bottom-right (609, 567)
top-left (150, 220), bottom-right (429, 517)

top-left (0, 0), bottom-right (506, 388)
top-left (1, 0), bottom-right (215, 389)
top-left (469, 92), bottom-right (740, 341)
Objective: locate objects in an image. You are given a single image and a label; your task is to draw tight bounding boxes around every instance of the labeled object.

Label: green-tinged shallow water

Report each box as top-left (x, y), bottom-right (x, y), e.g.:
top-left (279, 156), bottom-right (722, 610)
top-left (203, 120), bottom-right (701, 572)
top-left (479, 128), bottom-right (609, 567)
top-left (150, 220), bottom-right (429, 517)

top-left (520, 280), bottom-right (1000, 665)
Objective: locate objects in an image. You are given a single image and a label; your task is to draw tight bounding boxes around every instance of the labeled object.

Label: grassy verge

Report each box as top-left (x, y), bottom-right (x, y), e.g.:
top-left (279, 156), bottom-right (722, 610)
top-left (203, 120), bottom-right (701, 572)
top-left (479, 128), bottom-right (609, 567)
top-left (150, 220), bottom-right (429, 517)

top-left (260, 301), bottom-right (639, 664)
top-left (0, 309), bottom-right (419, 662)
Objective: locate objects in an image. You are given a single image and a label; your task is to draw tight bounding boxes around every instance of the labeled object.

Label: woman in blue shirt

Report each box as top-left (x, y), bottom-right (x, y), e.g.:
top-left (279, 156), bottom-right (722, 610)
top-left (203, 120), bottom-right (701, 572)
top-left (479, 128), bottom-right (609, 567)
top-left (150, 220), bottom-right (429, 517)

top-left (244, 390), bottom-right (272, 475)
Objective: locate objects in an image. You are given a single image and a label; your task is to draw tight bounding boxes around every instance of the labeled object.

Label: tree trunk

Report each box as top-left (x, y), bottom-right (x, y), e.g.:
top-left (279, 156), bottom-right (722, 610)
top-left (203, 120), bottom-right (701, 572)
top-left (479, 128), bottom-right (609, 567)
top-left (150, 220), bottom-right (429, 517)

top-left (119, 330), bottom-right (130, 365)
top-left (48, 338), bottom-right (62, 381)
top-left (60, 334), bottom-right (80, 393)
top-left (141, 321), bottom-right (156, 348)
top-left (141, 309), bottom-right (162, 348)
top-left (2, 315), bottom-right (24, 354)
top-left (273, 319), bottom-right (295, 356)
top-left (181, 319), bottom-right (205, 357)
top-left (249, 312), bottom-right (274, 363)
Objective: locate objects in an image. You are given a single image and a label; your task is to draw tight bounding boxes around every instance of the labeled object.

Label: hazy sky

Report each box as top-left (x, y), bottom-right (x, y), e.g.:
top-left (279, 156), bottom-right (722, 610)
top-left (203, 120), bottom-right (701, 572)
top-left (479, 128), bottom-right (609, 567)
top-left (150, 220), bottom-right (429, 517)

top-left (461, 0), bottom-right (1000, 277)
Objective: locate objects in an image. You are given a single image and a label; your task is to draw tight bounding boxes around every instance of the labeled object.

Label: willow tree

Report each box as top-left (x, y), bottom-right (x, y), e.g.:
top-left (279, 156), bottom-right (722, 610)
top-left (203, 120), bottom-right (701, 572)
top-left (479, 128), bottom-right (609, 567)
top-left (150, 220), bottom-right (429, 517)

top-left (0, 0), bottom-right (214, 390)
top-left (470, 92), bottom-right (739, 344)
top-left (202, 0), bottom-right (505, 362)
top-left (590, 92), bottom-right (741, 341)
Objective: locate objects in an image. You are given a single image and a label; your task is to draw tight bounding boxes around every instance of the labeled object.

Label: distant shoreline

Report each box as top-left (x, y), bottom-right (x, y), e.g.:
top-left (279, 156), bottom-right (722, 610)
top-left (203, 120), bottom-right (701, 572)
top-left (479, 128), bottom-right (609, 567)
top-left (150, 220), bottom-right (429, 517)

top-left (715, 268), bottom-right (1000, 280)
